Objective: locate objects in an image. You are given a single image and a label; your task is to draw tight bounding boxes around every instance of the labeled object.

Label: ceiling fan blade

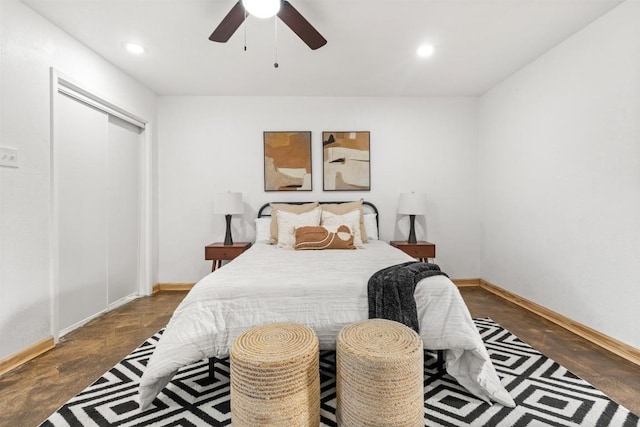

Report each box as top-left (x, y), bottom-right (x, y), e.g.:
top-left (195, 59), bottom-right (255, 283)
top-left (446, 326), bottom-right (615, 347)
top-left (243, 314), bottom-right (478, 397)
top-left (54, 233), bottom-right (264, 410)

top-left (209, 1), bottom-right (246, 43)
top-left (277, 1), bottom-right (327, 50)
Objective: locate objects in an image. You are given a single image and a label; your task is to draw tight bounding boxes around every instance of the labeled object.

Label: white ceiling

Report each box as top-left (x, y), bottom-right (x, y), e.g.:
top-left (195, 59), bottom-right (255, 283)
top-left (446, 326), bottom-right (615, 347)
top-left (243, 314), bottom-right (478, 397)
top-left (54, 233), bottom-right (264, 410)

top-left (21, 0), bottom-right (623, 97)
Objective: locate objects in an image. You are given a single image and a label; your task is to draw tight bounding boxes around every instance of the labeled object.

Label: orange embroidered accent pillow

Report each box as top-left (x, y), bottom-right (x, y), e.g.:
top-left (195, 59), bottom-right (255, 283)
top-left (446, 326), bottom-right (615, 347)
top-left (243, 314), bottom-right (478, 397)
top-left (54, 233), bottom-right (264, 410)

top-left (294, 225), bottom-right (356, 250)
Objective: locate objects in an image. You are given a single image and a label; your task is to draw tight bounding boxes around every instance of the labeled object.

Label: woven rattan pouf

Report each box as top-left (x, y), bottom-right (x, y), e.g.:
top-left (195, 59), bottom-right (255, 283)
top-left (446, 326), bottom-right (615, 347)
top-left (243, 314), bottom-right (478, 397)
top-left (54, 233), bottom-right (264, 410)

top-left (230, 322), bottom-right (320, 427)
top-left (336, 319), bottom-right (424, 427)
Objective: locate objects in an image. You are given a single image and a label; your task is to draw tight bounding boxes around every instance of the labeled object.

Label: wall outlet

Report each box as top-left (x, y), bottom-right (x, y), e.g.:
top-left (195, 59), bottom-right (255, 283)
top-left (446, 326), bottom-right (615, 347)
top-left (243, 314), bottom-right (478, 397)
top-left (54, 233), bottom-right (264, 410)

top-left (0, 146), bottom-right (18, 168)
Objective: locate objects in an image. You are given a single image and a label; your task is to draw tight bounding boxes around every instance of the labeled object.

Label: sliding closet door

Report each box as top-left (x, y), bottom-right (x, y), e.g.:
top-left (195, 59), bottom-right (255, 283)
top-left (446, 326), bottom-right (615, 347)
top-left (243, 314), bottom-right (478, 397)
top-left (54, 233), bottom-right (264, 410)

top-left (107, 116), bottom-right (140, 304)
top-left (57, 93), bottom-right (109, 331)
top-left (56, 90), bottom-right (142, 333)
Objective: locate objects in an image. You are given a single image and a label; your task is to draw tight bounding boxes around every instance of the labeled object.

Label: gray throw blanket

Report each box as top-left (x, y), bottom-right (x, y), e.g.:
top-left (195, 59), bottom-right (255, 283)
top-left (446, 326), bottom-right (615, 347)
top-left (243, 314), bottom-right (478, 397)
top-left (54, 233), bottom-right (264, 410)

top-left (368, 261), bottom-right (449, 332)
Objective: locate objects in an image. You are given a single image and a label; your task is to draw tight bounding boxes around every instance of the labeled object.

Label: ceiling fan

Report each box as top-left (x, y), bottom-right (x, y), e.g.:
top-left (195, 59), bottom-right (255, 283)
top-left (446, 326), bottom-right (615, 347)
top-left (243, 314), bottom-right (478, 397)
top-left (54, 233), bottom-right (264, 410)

top-left (209, 0), bottom-right (327, 50)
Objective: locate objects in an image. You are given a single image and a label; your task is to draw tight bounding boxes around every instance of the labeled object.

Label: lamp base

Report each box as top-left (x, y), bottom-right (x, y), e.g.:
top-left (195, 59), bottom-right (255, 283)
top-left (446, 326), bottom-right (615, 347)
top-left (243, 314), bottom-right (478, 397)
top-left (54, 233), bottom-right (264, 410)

top-left (224, 214), bottom-right (233, 245)
top-left (407, 214), bottom-right (417, 244)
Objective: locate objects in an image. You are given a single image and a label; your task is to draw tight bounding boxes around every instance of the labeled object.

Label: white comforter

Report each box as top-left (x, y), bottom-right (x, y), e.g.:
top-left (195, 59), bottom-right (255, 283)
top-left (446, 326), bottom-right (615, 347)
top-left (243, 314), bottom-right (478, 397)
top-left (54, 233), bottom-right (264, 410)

top-left (139, 241), bottom-right (515, 409)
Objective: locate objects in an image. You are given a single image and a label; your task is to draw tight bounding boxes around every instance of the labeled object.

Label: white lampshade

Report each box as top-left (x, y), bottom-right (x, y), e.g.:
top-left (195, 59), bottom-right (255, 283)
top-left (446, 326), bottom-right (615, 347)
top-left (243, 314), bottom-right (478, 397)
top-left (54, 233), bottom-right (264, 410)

top-left (397, 193), bottom-right (427, 216)
top-left (214, 192), bottom-right (244, 215)
top-left (242, 0), bottom-right (281, 19)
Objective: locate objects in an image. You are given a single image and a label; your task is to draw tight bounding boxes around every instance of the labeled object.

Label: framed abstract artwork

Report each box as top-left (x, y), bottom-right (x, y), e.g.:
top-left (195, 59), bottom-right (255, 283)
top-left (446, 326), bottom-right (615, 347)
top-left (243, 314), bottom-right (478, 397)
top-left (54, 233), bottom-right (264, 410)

top-left (264, 131), bottom-right (312, 191)
top-left (322, 131), bottom-right (370, 191)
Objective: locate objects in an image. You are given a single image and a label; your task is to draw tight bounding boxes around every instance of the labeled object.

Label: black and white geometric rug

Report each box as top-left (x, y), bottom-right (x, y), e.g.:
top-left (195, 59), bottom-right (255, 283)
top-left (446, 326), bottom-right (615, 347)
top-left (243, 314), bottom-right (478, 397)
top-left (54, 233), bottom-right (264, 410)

top-left (41, 318), bottom-right (639, 426)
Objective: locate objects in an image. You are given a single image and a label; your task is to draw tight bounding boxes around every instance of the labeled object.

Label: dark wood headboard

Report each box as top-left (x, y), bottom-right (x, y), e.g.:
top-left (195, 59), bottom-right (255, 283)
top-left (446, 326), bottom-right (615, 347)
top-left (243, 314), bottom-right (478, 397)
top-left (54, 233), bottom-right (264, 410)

top-left (257, 201), bottom-right (379, 232)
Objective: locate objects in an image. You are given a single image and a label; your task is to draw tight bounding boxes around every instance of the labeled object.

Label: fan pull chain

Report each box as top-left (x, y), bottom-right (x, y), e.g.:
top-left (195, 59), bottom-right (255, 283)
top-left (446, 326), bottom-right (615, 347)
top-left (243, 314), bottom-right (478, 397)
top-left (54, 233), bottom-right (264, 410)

top-left (274, 16), bottom-right (279, 68)
top-left (243, 8), bottom-right (247, 51)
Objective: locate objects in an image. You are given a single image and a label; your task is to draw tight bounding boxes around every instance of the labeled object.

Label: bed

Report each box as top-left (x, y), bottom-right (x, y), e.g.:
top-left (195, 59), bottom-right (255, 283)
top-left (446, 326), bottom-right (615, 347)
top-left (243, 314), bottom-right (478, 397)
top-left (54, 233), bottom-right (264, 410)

top-left (138, 201), bottom-right (515, 410)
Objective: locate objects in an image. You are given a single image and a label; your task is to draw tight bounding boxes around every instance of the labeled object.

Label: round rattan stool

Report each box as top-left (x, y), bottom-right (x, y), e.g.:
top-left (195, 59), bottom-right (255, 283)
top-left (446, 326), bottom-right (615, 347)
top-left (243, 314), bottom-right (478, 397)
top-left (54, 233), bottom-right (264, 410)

top-left (230, 322), bottom-right (320, 427)
top-left (336, 319), bottom-right (424, 427)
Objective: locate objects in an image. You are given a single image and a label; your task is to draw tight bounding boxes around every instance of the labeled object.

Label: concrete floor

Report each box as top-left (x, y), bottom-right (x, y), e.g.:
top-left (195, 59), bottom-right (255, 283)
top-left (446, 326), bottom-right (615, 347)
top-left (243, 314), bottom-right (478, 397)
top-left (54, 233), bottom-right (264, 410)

top-left (0, 288), bottom-right (638, 426)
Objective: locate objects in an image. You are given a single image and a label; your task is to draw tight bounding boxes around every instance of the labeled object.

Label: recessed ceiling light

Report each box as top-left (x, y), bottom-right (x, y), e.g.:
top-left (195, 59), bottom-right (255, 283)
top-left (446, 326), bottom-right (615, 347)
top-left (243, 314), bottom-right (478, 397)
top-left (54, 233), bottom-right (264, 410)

top-left (417, 44), bottom-right (435, 58)
top-left (124, 42), bottom-right (145, 55)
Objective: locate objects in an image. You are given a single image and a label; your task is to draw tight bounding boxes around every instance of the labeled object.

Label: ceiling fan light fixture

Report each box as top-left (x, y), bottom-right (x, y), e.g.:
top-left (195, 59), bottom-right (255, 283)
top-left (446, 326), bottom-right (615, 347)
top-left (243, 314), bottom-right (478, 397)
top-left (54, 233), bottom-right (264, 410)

top-left (242, 0), bottom-right (281, 19)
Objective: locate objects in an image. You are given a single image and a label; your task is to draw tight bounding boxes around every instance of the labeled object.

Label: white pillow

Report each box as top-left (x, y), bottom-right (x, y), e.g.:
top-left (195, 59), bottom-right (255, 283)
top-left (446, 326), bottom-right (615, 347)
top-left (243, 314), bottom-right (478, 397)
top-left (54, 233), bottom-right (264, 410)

top-left (276, 207), bottom-right (322, 248)
top-left (363, 213), bottom-right (378, 240)
top-left (254, 217), bottom-right (272, 243)
top-left (321, 209), bottom-right (364, 248)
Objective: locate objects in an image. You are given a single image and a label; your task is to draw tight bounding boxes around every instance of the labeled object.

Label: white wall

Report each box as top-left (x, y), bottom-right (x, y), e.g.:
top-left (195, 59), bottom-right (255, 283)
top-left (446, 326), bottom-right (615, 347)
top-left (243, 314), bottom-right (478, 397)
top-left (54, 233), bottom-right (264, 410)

top-left (6, 0), bottom-right (637, 367)
top-left (158, 96), bottom-right (480, 283)
top-left (479, 0), bottom-right (640, 348)
top-left (0, 0), bottom-right (157, 360)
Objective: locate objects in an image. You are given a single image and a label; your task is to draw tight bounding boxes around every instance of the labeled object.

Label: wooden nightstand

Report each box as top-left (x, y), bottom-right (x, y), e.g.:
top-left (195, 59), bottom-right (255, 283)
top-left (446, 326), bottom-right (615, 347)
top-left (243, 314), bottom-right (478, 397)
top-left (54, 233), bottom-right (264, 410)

top-left (390, 241), bottom-right (436, 262)
top-left (205, 242), bottom-right (252, 271)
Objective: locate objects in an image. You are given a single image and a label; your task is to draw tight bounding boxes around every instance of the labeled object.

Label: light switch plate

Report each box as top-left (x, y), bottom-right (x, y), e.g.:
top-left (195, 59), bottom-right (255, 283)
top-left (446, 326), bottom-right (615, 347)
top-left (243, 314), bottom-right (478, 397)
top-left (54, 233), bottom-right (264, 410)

top-left (0, 146), bottom-right (18, 168)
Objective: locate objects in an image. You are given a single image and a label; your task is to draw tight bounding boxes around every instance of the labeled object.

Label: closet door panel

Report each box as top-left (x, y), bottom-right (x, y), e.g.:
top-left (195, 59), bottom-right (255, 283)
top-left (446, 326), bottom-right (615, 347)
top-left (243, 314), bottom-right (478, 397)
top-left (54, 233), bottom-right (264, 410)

top-left (107, 116), bottom-right (141, 303)
top-left (56, 93), bottom-right (109, 331)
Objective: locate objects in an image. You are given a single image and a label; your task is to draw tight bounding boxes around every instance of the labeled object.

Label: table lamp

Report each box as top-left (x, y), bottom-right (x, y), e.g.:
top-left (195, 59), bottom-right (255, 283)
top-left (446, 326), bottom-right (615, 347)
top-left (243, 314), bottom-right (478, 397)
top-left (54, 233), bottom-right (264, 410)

top-left (214, 192), bottom-right (244, 245)
top-left (397, 193), bottom-right (427, 244)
